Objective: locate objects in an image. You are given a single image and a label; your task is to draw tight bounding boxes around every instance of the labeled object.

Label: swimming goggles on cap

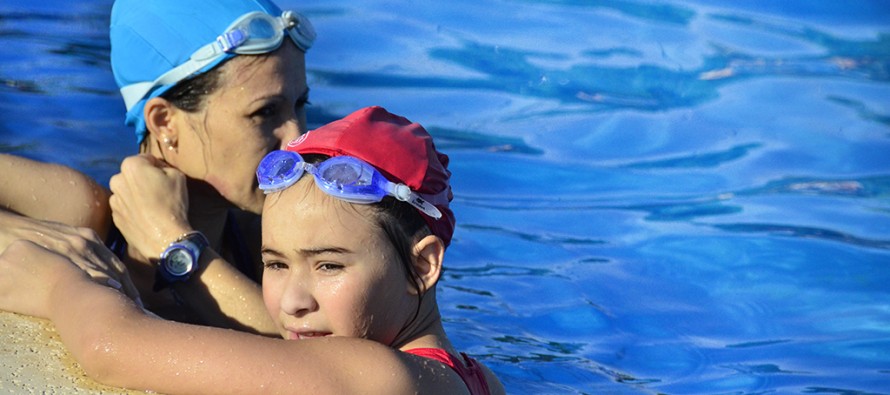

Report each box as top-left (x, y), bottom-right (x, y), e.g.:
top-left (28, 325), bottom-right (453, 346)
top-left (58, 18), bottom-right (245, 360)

top-left (256, 150), bottom-right (444, 219)
top-left (120, 10), bottom-right (316, 111)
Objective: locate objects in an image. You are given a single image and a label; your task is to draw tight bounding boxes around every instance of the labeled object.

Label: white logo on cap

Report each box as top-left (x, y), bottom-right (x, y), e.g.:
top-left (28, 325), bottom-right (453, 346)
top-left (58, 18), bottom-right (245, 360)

top-left (288, 132), bottom-right (310, 148)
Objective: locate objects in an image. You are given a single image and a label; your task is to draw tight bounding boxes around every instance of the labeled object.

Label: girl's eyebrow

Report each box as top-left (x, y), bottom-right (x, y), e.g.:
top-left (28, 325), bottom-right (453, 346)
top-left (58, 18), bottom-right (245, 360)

top-left (260, 247), bottom-right (286, 258)
top-left (298, 247), bottom-right (352, 257)
top-left (261, 246), bottom-right (352, 258)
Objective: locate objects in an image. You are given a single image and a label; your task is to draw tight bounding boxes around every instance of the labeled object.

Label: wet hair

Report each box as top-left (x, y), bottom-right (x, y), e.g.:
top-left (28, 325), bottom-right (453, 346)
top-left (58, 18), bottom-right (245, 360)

top-left (160, 66), bottom-right (223, 112)
top-left (136, 67), bottom-right (221, 154)
top-left (372, 197), bottom-right (432, 293)
top-left (371, 197), bottom-right (432, 325)
top-left (140, 54), bottom-right (268, 153)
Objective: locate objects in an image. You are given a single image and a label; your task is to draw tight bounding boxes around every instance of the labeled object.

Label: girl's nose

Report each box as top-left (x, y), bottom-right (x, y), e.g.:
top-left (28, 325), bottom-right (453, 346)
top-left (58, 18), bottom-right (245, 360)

top-left (279, 276), bottom-right (318, 317)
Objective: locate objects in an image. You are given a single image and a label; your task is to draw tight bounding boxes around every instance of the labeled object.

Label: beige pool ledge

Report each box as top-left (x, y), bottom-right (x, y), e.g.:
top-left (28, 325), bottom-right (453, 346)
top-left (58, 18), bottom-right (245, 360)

top-left (0, 311), bottom-right (145, 394)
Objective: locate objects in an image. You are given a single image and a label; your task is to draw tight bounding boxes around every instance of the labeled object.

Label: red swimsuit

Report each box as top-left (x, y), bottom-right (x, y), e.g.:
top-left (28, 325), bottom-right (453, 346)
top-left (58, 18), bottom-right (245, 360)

top-left (404, 348), bottom-right (491, 395)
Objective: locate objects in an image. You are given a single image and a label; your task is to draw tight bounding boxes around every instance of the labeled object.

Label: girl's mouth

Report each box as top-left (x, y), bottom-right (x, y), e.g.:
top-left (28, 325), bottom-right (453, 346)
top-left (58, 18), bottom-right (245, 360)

top-left (286, 331), bottom-right (331, 340)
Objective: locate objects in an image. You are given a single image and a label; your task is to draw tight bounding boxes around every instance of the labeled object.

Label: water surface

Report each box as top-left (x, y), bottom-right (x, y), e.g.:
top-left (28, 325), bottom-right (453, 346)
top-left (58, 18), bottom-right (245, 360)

top-left (1, 0), bottom-right (889, 393)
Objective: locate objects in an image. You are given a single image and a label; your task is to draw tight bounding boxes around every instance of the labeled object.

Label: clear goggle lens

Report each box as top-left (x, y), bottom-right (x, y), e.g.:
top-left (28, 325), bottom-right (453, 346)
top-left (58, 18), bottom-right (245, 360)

top-left (119, 10), bottom-right (315, 112)
top-left (219, 11), bottom-right (304, 54)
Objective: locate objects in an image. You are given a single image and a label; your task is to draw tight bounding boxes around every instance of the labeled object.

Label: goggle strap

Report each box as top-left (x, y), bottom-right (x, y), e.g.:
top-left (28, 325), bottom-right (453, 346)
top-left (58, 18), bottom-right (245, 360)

top-left (120, 82), bottom-right (153, 111)
top-left (119, 40), bottom-right (223, 111)
top-left (118, 10), bottom-right (314, 111)
top-left (389, 184), bottom-right (443, 219)
top-left (218, 29), bottom-right (247, 52)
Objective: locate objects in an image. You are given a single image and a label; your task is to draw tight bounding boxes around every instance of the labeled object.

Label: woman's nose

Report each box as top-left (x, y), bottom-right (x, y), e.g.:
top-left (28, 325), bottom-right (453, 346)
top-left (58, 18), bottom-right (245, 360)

top-left (276, 119), bottom-right (301, 149)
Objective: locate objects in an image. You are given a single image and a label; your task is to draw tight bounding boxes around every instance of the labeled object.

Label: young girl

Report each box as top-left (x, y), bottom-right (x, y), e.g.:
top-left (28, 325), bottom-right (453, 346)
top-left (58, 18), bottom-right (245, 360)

top-left (0, 107), bottom-right (505, 394)
top-left (0, 0), bottom-right (315, 333)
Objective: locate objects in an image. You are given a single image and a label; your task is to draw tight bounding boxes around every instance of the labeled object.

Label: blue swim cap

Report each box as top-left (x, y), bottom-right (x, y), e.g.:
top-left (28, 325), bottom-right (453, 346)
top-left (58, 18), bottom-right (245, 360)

top-left (110, 0), bottom-right (304, 143)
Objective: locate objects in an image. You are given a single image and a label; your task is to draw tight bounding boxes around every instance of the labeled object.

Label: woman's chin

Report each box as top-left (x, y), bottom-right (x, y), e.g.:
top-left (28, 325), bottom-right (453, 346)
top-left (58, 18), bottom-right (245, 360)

top-left (238, 190), bottom-right (266, 214)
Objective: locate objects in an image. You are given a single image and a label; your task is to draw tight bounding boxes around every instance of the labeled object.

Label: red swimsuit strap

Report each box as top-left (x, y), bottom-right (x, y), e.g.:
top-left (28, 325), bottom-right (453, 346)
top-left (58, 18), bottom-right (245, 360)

top-left (403, 348), bottom-right (491, 395)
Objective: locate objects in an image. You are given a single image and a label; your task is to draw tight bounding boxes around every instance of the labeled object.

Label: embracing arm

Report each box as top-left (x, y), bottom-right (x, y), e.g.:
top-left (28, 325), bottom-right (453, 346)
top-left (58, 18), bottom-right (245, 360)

top-left (46, 271), bottom-right (449, 394)
top-left (0, 241), bottom-right (483, 394)
top-left (0, 153), bottom-right (111, 238)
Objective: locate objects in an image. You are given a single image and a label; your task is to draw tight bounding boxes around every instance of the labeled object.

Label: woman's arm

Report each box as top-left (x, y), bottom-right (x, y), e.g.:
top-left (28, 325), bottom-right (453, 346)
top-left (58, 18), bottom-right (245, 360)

top-left (0, 153), bottom-right (111, 238)
top-left (170, 247), bottom-right (277, 334)
top-left (0, 241), bottom-right (458, 395)
top-left (109, 154), bottom-right (276, 334)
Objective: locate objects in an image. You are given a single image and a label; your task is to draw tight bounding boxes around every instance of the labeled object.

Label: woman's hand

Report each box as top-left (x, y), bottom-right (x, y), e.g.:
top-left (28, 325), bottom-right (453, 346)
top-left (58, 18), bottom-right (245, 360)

top-left (0, 210), bottom-right (140, 303)
top-left (109, 154), bottom-right (192, 263)
top-left (0, 240), bottom-right (115, 318)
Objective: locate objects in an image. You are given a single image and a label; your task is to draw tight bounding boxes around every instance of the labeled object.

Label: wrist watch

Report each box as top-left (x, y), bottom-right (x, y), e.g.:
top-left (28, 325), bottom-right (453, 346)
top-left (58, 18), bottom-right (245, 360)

top-left (154, 231), bottom-right (209, 290)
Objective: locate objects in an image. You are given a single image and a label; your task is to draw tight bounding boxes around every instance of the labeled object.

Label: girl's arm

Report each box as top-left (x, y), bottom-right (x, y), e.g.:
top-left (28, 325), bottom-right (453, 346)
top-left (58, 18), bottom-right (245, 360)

top-left (0, 241), bottom-right (462, 395)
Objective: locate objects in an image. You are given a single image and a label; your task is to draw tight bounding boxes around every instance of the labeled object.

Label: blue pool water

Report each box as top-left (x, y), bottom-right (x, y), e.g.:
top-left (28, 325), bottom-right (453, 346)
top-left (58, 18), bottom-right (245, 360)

top-left (2, 0), bottom-right (889, 393)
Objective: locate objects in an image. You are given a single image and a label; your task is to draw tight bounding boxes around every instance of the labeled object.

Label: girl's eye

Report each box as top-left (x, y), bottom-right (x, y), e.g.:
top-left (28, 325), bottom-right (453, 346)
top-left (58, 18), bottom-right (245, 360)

top-left (263, 261), bottom-right (288, 271)
top-left (317, 262), bottom-right (344, 272)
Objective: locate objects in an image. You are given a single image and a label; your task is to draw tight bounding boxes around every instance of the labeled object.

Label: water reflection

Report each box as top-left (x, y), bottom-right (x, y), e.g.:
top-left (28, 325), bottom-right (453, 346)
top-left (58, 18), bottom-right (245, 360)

top-left (312, 6), bottom-right (889, 117)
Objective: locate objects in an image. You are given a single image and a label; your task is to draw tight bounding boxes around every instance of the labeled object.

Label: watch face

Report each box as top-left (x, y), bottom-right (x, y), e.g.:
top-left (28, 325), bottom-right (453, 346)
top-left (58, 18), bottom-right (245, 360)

top-left (164, 248), bottom-right (194, 276)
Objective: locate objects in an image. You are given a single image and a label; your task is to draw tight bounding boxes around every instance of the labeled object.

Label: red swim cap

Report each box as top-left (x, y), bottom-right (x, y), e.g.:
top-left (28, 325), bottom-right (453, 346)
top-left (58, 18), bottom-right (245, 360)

top-left (286, 106), bottom-right (455, 247)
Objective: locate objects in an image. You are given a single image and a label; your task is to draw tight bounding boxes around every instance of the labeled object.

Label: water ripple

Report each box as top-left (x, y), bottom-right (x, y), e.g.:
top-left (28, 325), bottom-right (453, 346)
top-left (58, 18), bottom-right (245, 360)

top-left (712, 223), bottom-right (890, 250)
top-left (461, 224), bottom-right (606, 246)
top-left (622, 143), bottom-right (763, 169)
top-left (802, 387), bottom-right (889, 395)
top-left (427, 126), bottom-right (543, 155)
top-left (826, 96), bottom-right (890, 127)
top-left (741, 175), bottom-right (890, 198)
top-left (313, 8), bottom-right (889, 118)
top-left (726, 339), bottom-right (792, 349)
top-left (521, 0), bottom-right (696, 25)
top-left (443, 263), bottom-right (557, 280)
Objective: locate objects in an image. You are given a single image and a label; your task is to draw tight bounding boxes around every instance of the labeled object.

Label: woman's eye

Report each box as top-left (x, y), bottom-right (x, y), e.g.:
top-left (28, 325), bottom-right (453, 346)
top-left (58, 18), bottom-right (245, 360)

top-left (253, 104), bottom-right (279, 119)
top-left (295, 88), bottom-right (311, 111)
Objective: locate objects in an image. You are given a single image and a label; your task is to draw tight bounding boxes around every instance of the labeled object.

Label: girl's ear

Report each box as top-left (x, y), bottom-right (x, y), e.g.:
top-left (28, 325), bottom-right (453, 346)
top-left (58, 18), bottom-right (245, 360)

top-left (144, 97), bottom-right (180, 161)
top-left (409, 235), bottom-right (445, 295)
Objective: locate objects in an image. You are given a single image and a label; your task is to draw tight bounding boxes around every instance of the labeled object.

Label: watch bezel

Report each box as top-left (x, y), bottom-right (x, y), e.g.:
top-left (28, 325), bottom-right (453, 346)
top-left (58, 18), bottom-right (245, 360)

top-left (158, 232), bottom-right (209, 284)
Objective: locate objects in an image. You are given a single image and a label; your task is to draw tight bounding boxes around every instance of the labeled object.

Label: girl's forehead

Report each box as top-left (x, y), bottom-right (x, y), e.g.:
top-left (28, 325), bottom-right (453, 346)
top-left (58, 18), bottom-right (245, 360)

top-left (262, 180), bottom-right (376, 234)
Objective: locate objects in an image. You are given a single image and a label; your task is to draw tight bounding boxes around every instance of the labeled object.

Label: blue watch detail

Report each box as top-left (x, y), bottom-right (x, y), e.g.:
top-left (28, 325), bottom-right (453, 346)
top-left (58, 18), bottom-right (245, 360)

top-left (155, 231), bottom-right (209, 289)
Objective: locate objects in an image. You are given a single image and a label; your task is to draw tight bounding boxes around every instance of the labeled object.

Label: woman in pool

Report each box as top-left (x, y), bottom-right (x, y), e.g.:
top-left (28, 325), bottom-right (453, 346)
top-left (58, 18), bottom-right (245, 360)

top-left (0, 106), bottom-right (505, 395)
top-left (0, 0), bottom-right (313, 333)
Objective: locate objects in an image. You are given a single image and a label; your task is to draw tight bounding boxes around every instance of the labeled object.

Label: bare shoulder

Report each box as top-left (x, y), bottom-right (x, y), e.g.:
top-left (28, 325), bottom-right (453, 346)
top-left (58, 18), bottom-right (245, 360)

top-left (0, 154), bottom-right (111, 236)
top-left (261, 338), bottom-right (486, 394)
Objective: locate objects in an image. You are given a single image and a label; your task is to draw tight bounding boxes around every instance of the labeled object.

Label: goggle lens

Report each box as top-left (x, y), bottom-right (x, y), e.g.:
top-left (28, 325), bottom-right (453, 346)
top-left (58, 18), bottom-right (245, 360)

top-left (257, 150), bottom-right (304, 193)
top-left (320, 158), bottom-right (371, 187)
top-left (247, 17), bottom-right (277, 40)
top-left (223, 12), bottom-right (285, 54)
top-left (256, 150), bottom-right (443, 219)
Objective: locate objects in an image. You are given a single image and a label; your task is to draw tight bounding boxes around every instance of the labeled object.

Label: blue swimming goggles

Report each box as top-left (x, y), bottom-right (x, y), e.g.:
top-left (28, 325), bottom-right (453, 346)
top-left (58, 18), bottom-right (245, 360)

top-left (257, 150), bottom-right (444, 219)
top-left (120, 10), bottom-right (315, 111)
